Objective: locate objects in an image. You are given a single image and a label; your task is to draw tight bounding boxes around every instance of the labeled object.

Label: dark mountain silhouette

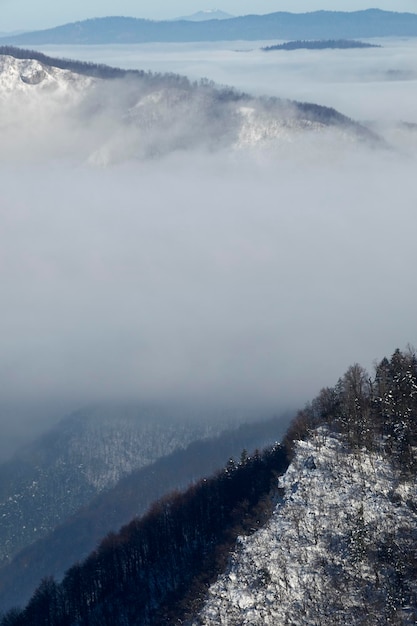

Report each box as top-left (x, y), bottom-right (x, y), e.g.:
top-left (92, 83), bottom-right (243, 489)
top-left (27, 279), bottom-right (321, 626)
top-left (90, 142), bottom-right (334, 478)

top-left (262, 39), bottom-right (381, 51)
top-left (1, 10), bottom-right (417, 45)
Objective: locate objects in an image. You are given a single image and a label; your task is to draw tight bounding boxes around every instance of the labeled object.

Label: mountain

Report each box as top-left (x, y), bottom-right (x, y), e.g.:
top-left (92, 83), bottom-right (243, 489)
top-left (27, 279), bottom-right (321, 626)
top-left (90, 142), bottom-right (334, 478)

top-left (0, 414), bottom-right (290, 613)
top-left (195, 351), bottom-right (417, 625)
top-left (0, 403), bottom-right (226, 571)
top-left (196, 429), bottom-right (417, 624)
top-left (1, 10), bottom-right (417, 45)
top-left (0, 47), bottom-right (378, 165)
top-left (2, 348), bottom-right (416, 625)
top-left (0, 440), bottom-right (290, 625)
top-left (174, 10), bottom-right (234, 21)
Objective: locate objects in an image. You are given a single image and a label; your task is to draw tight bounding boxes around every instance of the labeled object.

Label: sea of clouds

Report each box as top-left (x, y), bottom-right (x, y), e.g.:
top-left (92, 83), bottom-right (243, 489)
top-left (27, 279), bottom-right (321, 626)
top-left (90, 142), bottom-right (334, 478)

top-left (0, 38), bottom-right (416, 456)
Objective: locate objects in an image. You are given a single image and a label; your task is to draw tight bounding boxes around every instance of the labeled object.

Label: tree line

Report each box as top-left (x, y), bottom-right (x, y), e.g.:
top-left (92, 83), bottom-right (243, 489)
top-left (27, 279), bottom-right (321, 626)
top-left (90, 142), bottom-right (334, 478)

top-left (284, 347), bottom-right (417, 473)
top-left (262, 39), bottom-right (381, 51)
top-left (0, 445), bottom-right (288, 625)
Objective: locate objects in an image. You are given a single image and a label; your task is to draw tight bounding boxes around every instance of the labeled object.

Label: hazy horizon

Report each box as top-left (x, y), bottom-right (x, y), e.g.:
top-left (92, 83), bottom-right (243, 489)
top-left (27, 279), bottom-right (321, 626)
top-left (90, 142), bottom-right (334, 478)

top-left (1, 2), bottom-right (417, 34)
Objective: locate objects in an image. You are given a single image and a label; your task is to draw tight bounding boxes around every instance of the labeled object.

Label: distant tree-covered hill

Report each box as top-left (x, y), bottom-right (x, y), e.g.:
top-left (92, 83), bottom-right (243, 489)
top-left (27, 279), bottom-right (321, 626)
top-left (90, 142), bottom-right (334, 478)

top-left (0, 404), bottom-right (225, 571)
top-left (0, 10), bottom-right (416, 45)
top-left (262, 39), bottom-right (382, 51)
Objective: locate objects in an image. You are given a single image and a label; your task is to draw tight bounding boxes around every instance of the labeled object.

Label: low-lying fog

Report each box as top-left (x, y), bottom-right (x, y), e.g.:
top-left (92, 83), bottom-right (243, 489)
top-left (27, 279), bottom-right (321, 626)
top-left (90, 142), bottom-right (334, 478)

top-left (32, 38), bottom-right (417, 122)
top-left (1, 38), bottom-right (417, 458)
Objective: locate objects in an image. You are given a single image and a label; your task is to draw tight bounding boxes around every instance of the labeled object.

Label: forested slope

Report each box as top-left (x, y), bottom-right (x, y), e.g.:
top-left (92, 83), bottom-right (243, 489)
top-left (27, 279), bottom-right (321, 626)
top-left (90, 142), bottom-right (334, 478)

top-left (0, 445), bottom-right (288, 625)
top-left (0, 405), bottom-right (218, 570)
top-left (197, 348), bottom-right (417, 624)
top-left (0, 414), bottom-right (289, 613)
top-left (2, 348), bottom-right (417, 625)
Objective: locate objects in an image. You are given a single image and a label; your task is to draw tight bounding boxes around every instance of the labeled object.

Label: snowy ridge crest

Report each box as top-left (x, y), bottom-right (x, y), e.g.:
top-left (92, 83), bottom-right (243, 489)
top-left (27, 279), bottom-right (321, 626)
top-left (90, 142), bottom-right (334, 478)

top-left (0, 54), bottom-right (93, 96)
top-left (0, 50), bottom-right (375, 164)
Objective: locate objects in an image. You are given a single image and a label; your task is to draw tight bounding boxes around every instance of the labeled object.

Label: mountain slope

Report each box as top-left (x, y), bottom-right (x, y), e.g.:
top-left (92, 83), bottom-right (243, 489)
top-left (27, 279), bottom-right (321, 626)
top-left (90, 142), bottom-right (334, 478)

top-left (0, 413), bottom-right (290, 613)
top-left (195, 350), bottom-right (417, 624)
top-left (1, 10), bottom-right (416, 45)
top-left (0, 404), bottom-right (222, 570)
top-left (2, 349), bottom-right (417, 625)
top-left (0, 444), bottom-right (289, 625)
top-left (0, 47), bottom-right (378, 164)
top-left (195, 429), bottom-right (417, 624)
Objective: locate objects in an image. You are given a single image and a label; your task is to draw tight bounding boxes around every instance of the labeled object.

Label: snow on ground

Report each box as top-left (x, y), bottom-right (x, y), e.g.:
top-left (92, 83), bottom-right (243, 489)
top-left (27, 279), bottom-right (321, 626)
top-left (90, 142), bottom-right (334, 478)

top-left (0, 54), bottom-right (93, 102)
top-left (0, 53), bottom-right (373, 165)
top-left (195, 428), bottom-right (417, 625)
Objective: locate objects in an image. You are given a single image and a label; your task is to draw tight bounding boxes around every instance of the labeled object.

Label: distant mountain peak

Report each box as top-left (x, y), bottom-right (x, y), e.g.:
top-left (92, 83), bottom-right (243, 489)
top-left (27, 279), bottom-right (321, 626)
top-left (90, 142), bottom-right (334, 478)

top-left (174, 9), bottom-right (234, 21)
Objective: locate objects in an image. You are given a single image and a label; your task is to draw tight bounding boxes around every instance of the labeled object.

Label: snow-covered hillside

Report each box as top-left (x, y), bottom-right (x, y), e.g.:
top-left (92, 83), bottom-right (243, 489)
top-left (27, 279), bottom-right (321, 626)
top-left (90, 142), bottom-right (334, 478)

top-left (195, 428), bottom-right (417, 625)
top-left (0, 55), bottom-right (93, 136)
top-left (0, 49), bottom-right (376, 164)
top-left (0, 54), bottom-right (93, 95)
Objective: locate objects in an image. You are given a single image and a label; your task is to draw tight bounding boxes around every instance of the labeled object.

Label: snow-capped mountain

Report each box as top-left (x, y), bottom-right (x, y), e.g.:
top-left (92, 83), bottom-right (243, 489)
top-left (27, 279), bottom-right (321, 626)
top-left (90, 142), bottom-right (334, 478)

top-left (174, 10), bottom-right (234, 21)
top-left (0, 48), bottom-right (377, 165)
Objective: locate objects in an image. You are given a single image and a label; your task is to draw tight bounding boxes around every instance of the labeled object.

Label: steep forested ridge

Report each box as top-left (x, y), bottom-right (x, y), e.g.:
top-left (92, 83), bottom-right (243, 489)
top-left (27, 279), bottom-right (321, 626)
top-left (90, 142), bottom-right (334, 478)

top-left (0, 445), bottom-right (288, 625)
top-left (0, 406), bottom-right (218, 569)
top-left (196, 348), bottom-right (417, 624)
top-left (0, 414), bottom-right (289, 613)
top-left (2, 348), bottom-right (417, 625)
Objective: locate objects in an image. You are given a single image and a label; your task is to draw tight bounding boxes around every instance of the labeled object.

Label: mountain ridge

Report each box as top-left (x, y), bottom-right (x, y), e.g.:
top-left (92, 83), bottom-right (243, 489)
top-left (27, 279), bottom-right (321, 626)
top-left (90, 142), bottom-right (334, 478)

top-left (1, 10), bottom-right (417, 45)
top-left (2, 348), bottom-right (417, 625)
top-left (0, 404), bottom-right (224, 570)
top-left (0, 413), bottom-right (290, 613)
top-left (0, 47), bottom-right (379, 165)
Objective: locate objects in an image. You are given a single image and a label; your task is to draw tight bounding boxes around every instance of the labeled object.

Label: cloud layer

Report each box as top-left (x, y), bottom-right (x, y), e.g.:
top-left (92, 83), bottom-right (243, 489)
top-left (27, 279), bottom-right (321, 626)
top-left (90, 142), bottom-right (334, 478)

top-left (0, 38), bottom-right (416, 455)
top-left (1, 147), bottom-right (416, 404)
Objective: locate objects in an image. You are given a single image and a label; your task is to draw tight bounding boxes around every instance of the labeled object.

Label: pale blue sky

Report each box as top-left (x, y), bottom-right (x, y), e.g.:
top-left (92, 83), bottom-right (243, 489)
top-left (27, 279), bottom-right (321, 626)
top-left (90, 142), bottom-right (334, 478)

top-left (1, 1), bottom-right (417, 32)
